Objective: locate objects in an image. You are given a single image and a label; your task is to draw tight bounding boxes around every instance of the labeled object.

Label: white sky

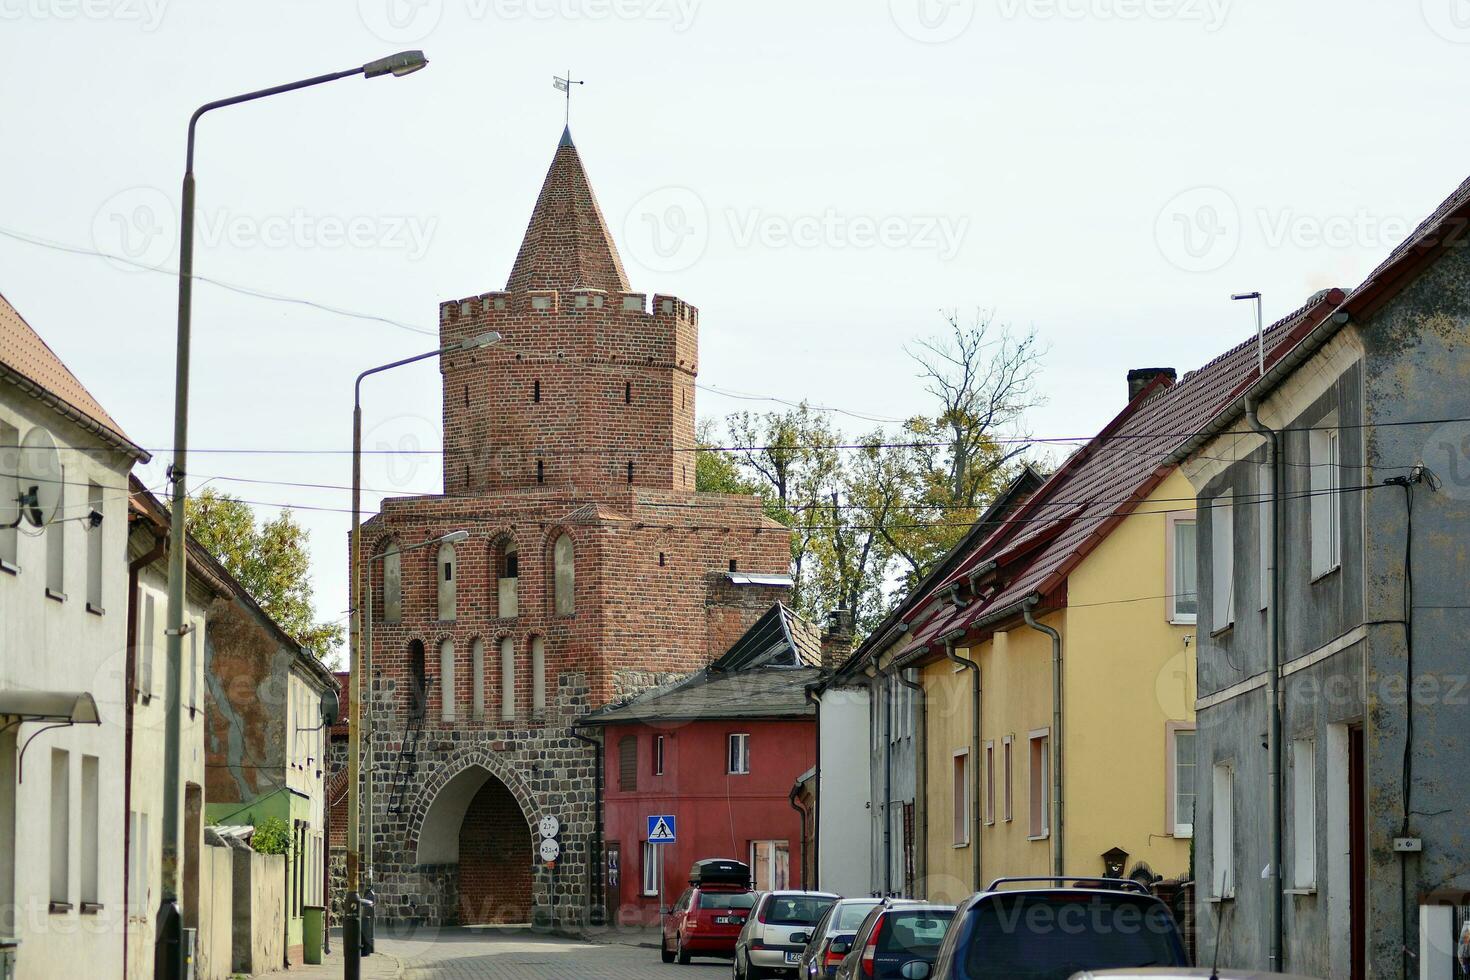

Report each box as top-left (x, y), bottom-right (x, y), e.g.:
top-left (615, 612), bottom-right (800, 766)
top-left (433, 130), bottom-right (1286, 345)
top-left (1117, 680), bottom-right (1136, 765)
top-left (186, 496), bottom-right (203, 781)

top-left (4, 0), bottom-right (1469, 652)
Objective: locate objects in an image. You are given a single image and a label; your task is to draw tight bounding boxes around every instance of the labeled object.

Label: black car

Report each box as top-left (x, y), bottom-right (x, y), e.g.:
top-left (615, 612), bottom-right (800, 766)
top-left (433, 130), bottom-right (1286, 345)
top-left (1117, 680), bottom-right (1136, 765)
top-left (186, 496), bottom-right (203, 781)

top-left (833, 900), bottom-right (956, 980)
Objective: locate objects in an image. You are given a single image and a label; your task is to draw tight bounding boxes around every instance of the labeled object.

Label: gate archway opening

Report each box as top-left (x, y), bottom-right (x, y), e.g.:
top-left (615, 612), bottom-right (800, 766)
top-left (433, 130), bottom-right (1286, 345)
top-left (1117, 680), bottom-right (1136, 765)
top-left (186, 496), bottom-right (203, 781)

top-left (415, 764), bottom-right (533, 925)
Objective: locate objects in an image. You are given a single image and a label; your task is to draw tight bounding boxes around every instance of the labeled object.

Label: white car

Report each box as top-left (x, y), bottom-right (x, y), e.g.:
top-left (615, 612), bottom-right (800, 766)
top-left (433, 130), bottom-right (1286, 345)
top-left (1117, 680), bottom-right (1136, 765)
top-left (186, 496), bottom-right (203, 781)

top-left (733, 890), bottom-right (840, 979)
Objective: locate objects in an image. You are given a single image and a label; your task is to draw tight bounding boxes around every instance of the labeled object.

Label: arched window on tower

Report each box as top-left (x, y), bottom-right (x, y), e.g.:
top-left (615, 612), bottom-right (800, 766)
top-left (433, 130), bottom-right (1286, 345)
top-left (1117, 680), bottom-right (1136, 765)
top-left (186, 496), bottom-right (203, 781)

top-left (531, 636), bottom-right (546, 718)
top-left (553, 534), bottom-right (575, 616)
top-left (381, 540), bottom-right (402, 623)
top-left (408, 640), bottom-right (427, 722)
top-left (494, 538), bottom-right (519, 618)
top-left (437, 541), bottom-right (457, 621)
top-left (472, 638), bottom-right (486, 720)
top-left (500, 637), bottom-right (516, 721)
top-left (439, 639), bottom-right (455, 722)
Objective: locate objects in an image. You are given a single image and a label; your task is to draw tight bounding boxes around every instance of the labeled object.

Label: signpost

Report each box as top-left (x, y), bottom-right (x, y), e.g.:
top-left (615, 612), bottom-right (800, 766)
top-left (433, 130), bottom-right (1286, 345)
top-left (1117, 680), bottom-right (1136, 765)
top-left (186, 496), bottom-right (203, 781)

top-left (540, 814), bottom-right (561, 931)
top-left (647, 815), bottom-right (676, 919)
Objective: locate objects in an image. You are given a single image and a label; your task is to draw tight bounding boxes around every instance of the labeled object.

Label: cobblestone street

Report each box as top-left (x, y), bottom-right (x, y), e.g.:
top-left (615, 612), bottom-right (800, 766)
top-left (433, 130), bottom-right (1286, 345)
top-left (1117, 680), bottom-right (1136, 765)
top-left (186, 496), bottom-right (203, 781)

top-left (266, 928), bottom-right (731, 979)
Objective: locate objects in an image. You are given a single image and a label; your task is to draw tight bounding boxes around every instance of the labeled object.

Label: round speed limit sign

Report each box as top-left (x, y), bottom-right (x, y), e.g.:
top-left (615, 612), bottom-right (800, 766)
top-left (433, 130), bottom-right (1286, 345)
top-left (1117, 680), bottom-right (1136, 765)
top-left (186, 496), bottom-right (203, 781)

top-left (538, 815), bottom-right (560, 839)
top-left (539, 837), bottom-right (561, 863)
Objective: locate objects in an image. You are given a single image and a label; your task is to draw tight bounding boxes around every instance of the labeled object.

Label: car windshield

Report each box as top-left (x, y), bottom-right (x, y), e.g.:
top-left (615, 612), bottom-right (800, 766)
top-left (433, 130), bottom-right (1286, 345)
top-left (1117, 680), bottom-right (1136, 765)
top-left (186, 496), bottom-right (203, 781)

top-left (764, 895), bottom-right (837, 925)
top-left (879, 909), bottom-right (954, 954)
top-left (835, 901), bottom-right (883, 930)
top-left (698, 891), bottom-right (755, 910)
top-left (962, 893), bottom-right (1183, 980)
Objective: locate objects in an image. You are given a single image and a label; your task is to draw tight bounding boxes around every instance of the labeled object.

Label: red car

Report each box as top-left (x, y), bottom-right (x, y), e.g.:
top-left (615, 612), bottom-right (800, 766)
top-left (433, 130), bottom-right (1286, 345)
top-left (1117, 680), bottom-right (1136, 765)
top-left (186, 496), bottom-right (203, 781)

top-left (661, 859), bottom-right (755, 964)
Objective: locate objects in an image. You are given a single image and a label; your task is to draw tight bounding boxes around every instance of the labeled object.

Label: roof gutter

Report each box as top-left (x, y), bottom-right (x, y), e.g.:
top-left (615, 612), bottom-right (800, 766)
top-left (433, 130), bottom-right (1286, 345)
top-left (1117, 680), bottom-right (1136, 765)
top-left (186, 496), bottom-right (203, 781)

top-left (0, 368), bottom-right (149, 461)
top-left (893, 594), bottom-right (1037, 672)
top-left (942, 629), bottom-right (982, 889)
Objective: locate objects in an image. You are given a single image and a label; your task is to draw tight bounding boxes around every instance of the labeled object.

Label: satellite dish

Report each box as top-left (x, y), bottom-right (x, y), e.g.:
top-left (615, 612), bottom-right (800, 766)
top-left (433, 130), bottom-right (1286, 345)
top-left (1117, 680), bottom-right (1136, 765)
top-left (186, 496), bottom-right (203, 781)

top-left (19, 427), bottom-right (62, 528)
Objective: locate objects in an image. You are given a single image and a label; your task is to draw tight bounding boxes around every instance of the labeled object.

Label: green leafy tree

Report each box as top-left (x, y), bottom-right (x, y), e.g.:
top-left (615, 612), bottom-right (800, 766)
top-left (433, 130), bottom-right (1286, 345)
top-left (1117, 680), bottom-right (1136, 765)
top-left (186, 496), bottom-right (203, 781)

top-left (185, 488), bottom-right (343, 659)
top-left (250, 815), bottom-right (293, 856)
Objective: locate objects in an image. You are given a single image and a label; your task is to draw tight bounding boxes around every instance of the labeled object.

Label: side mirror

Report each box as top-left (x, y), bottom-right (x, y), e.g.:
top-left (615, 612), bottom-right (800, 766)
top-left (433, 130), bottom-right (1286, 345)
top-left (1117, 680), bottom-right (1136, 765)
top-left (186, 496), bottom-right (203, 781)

top-left (829, 940), bottom-right (851, 955)
top-left (900, 961), bottom-right (932, 980)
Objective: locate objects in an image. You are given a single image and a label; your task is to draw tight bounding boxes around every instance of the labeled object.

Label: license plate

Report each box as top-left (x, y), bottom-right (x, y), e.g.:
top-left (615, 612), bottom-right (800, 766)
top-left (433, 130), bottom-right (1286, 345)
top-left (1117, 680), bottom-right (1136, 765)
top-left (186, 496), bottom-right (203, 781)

top-left (785, 951), bottom-right (800, 963)
top-left (716, 916), bottom-right (734, 924)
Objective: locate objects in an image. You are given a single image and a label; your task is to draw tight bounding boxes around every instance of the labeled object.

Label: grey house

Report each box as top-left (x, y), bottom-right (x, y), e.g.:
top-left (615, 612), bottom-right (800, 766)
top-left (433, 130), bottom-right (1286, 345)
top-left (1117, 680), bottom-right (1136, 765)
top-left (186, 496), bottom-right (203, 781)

top-left (1176, 174), bottom-right (1470, 978)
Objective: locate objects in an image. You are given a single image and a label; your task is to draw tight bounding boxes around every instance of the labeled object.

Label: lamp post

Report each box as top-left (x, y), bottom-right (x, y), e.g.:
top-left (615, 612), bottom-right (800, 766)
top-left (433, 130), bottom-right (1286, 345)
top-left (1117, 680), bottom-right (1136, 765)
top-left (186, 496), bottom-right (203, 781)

top-left (161, 50), bottom-right (428, 980)
top-left (348, 335), bottom-right (498, 971)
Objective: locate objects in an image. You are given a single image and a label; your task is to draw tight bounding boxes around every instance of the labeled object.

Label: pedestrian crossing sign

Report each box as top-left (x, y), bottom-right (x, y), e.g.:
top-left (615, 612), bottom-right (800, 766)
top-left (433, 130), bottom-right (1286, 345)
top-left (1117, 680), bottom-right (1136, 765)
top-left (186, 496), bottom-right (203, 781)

top-left (647, 815), bottom-right (676, 843)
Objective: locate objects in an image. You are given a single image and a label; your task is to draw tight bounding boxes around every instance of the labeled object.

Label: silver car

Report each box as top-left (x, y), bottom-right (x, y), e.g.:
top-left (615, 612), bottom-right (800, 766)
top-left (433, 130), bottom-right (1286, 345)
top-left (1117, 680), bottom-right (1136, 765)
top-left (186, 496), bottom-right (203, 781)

top-left (733, 890), bottom-right (840, 979)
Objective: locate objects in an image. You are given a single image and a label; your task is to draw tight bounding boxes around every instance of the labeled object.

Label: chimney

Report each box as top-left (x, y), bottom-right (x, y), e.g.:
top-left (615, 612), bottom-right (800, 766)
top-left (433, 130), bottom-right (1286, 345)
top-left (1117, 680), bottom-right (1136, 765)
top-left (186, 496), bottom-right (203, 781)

top-left (1126, 367), bottom-right (1176, 403)
top-left (820, 607), bottom-right (855, 669)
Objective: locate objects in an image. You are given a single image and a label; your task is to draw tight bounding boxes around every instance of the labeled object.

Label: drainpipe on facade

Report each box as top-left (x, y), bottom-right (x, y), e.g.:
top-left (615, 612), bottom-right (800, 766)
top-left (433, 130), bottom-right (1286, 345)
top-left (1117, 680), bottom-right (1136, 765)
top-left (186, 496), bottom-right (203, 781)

top-left (943, 632), bottom-right (981, 890)
top-left (868, 669), bottom-right (893, 896)
top-left (1245, 395), bottom-right (1284, 972)
top-left (1023, 598), bottom-right (1064, 877)
top-left (895, 667), bottom-right (925, 897)
top-left (123, 523), bottom-right (167, 975)
top-left (569, 726), bottom-right (604, 927)
top-left (803, 682), bottom-right (823, 890)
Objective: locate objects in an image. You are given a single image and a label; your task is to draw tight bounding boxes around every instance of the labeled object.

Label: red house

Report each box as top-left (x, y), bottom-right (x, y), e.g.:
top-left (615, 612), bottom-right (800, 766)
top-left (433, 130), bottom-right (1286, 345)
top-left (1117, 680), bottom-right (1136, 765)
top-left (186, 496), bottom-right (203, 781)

top-left (583, 604), bottom-right (838, 925)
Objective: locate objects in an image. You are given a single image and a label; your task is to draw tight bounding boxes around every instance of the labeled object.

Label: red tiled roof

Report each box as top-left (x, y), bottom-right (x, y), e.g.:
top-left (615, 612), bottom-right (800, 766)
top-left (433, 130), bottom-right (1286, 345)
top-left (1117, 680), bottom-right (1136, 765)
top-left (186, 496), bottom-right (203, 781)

top-left (896, 287), bottom-right (1348, 662)
top-left (0, 289), bottom-right (145, 458)
top-left (505, 127), bottom-right (631, 294)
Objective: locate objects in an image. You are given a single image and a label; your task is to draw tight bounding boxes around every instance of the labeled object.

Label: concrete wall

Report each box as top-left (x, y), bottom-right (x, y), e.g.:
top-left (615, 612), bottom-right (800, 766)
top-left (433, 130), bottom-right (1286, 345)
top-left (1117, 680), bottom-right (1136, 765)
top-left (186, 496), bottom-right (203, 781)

top-left (869, 668), bottom-right (919, 897)
top-left (231, 849), bottom-right (285, 975)
top-left (195, 843), bottom-right (233, 980)
top-left (0, 387), bottom-right (133, 979)
top-left (816, 684), bottom-right (871, 899)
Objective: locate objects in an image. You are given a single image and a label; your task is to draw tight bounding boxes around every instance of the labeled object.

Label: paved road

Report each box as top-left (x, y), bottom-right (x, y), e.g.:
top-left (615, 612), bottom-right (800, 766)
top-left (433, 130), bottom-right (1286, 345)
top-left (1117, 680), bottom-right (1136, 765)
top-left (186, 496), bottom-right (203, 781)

top-left (268, 927), bottom-right (733, 979)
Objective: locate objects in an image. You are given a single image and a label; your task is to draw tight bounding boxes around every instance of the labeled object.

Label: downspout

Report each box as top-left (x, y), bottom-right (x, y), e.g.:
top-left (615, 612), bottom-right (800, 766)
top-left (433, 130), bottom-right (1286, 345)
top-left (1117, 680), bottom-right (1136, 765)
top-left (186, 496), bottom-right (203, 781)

top-left (895, 668), bottom-right (925, 896)
top-left (124, 523), bottom-right (167, 972)
top-left (942, 632), bottom-right (981, 889)
top-left (1245, 395), bottom-right (1284, 972)
top-left (1023, 598), bottom-right (1064, 877)
top-left (788, 782), bottom-right (808, 889)
top-left (570, 725), bottom-right (604, 925)
top-left (803, 682), bottom-right (822, 889)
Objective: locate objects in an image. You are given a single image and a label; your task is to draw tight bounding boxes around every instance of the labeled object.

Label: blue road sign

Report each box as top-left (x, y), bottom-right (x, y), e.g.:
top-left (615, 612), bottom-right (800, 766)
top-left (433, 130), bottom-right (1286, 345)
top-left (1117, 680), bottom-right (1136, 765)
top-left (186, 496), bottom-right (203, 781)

top-left (647, 814), bottom-right (676, 844)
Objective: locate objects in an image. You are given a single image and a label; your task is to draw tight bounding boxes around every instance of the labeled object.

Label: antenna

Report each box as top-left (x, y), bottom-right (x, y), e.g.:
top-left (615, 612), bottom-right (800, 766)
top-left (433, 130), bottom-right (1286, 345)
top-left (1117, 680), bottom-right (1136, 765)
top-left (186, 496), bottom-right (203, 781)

top-left (1232, 292), bottom-right (1264, 377)
top-left (16, 426), bottom-right (62, 528)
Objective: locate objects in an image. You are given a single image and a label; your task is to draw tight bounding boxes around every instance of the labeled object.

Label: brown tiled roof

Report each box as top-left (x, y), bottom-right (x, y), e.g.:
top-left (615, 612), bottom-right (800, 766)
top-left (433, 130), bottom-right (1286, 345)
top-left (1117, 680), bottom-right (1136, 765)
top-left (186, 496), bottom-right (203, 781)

top-left (896, 287), bottom-right (1348, 662)
top-left (504, 127), bottom-right (631, 294)
top-left (0, 289), bottom-right (145, 458)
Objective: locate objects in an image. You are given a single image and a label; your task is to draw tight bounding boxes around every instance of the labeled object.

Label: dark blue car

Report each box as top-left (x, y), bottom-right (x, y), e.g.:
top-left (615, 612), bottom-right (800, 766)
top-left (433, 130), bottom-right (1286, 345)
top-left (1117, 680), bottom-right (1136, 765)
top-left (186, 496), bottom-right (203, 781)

top-left (834, 901), bottom-right (957, 980)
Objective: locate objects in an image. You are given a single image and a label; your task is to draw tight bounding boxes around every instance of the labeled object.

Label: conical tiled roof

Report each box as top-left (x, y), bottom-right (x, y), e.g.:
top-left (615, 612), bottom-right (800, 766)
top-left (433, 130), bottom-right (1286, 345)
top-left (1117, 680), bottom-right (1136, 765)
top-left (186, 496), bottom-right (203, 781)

top-left (505, 127), bottom-right (630, 293)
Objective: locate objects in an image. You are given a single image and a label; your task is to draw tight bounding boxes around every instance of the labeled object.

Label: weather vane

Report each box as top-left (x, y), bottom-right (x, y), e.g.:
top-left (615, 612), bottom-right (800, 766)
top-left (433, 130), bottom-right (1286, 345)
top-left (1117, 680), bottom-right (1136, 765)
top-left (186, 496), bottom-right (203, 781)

top-left (552, 70), bottom-right (584, 128)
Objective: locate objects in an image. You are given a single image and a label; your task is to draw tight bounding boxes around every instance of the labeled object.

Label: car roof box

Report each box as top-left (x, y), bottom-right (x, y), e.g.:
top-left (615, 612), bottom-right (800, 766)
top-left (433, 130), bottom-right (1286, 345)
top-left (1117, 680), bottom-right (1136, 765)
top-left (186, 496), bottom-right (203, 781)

top-left (689, 858), bottom-right (751, 888)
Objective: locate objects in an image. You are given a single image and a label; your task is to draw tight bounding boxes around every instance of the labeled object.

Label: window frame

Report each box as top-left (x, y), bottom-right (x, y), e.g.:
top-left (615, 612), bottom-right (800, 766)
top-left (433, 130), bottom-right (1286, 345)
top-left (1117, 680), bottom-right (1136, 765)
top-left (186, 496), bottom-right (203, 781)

top-left (1165, 511), bottom-right (1198, 625)
top-left (653, 734), bottom-right (665, 776)
top-left (1165, 722), bottom-right (1197, 839)
top-left (1290, 737), bottom-right (1317, 891)
top-left (727, 732), bottom-right (751, 775)
top-left (1028, 729), bottom-right (1051, 841)
top-left (951, 747), bottom-right (971, 847)
top-left (1211, 761), bottom-right (1236, 899)
top-left (983, 740), bottom-right (996, 826)
top-left (1209, 490), bottom-right (1235, 633)
top-left (1002, 735), bottom-right (1014, 823)
top-left (1309, 418), bottom-right (1342, 580)
top-left (642, 840), bottom-right (662, 897)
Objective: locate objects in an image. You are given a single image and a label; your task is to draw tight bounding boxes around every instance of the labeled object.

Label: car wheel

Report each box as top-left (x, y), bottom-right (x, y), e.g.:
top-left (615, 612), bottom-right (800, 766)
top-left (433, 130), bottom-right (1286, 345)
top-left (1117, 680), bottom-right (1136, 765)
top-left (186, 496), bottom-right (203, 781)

top-left (660, 934), bottom-right (675, 964)
top-left (676, 936), bottom-right (692, 965)
top-left (746, 960), bottom-right (768, 980)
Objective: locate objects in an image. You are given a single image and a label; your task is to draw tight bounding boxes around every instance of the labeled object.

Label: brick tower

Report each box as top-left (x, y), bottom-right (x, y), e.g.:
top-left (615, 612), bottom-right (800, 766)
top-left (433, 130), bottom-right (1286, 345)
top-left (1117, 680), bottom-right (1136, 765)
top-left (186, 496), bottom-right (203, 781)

top-left (358, 127), bottom-right (792, 928)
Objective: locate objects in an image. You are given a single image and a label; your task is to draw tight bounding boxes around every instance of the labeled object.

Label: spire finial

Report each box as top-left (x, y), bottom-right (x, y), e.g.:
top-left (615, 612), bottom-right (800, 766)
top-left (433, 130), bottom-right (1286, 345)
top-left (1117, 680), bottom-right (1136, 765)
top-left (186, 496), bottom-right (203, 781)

top-left (552, 70), bottom-right (584, 129)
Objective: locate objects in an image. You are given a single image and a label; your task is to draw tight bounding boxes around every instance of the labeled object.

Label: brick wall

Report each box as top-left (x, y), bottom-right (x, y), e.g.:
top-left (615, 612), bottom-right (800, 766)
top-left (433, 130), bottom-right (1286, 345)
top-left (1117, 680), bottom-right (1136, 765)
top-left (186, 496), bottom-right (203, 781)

top-left (457, 778), bottom-right (534, 924)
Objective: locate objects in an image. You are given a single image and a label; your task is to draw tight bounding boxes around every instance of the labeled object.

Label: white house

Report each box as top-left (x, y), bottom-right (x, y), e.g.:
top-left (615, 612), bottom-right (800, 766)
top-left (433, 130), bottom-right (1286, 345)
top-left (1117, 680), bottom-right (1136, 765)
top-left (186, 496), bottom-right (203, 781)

top-left (0, 289), bottom-right (149, 977)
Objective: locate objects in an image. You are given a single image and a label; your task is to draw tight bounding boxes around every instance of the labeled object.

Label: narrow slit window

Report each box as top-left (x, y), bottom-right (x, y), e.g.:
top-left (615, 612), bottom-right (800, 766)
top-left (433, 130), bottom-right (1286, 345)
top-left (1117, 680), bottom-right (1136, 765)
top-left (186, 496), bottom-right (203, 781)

top-left (85, 482), bottom-right (103, 610)
top-left (624, 381), bottom-right (632, 404)
top-left (626, 461), bottom-right (634, 484)
top-left (500, 637), bottom-right (516, 720)
top-left (536, 460), bottom-right (544, 484)
top-left (533, 379), bottom-right (541, 403)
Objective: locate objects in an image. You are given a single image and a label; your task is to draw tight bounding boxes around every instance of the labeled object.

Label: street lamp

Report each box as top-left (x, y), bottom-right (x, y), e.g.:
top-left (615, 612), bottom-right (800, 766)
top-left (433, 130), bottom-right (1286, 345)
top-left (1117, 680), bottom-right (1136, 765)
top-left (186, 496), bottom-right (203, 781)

top-left (348, 334), bottom-right (498, 967)
top-left (160, 51), bottom-right (429, 980)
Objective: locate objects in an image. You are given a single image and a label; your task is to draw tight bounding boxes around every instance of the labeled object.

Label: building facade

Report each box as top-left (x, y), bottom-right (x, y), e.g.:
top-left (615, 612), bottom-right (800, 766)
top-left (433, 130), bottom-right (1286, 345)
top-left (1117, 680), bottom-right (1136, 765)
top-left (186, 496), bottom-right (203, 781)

top-left (358, 127), bottom-right (791, 927)
top-left (0, 290), bottom-right (147, 978)
top-left (1181, 174), bottom-right (1470, 978)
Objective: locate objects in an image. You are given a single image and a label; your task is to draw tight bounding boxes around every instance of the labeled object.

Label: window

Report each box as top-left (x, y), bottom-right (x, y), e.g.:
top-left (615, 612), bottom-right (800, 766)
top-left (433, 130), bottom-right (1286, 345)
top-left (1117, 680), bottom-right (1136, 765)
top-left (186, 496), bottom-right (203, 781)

top-left (553, 534), bottom-right (575, 615)
top-left (653, 735), bottom-right (665, 775)
top-left (80, 759), bottom-right (101, 902)
top-left (750, 840), bottom-right (790, 890)
top-left (0, 420), bottom-right (18, 568)
top-left (472, 638), bottom-right (486, 720)
top-left (624, 381), bottom-right (632, 404)
top-left (45, 467), bottom-right (64, 596)
top-left (187, 616), bottom-right (200, 713)
top-left (1168, 724), bottom-right (1196, 838)
top-left (85, 482), bottom-right (103, 610)
top-left (496, 539), bottom-right (519, 618)
top-left (727, 733), bottom-right (751, 775)
top-left (50, 749), bottom-right (69, 907)
top-left (626, 460), bottom-right (634, 484)
top-left (642, 841), bottom-right (662, 896)
top-left (531, 636), bottom-right (546, 717)
top-left (1167, 514), bottom-right (1197, 623)
top-left (439, 639), bottom-right (456, 722)
top-left (533, 379), bottom-right (541, 403)
top-left (382, 541), bottom-right (402, 623)
top-left (499, 637), bottom-right (516, 721)
top-left (951, 749), bottom-right (971, 846)
top-left (408, 640), bottom-right (427, 721)
top-left (140, 592), bottom-right (156, 701)
top-left (1291, 738), bottom-right (1316, 889)
top-left (1029, 731), bottom-right (1050, 839)
top-left (1257, 462), bottom-right (1271, 610)
top-left (1211, 762), bottom-right (1235, 898)
top-left (1210, 490), bottom-right (1234, 631)
top-left (1002, 736), bottom-right (1014, 822)
top-left (536, 459), bottom-right (544, 484)
top-left (984, 741), bottom-right (996, 825)
top-left (619, 736), bottom-right (638, 792)
top-left (1310, 422), bottom-right (1341, 578)
top-left (437, 541), bottom-right (457, 621)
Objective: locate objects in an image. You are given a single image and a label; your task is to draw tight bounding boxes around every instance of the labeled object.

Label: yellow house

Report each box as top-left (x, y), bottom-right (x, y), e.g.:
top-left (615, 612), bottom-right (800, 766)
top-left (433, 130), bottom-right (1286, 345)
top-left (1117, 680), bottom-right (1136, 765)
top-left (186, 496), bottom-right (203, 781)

top-left (890, 349), bottom-right (1271, 903)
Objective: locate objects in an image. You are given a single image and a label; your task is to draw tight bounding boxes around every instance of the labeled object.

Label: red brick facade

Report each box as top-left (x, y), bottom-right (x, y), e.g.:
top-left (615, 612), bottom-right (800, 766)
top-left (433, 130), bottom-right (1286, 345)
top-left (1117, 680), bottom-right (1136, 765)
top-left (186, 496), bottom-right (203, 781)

top-left (357, 129), bottom-right (793, 926)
